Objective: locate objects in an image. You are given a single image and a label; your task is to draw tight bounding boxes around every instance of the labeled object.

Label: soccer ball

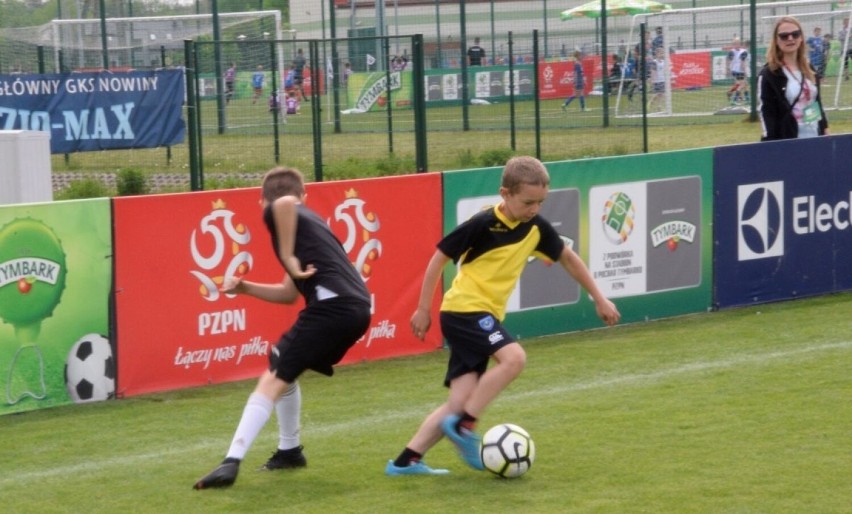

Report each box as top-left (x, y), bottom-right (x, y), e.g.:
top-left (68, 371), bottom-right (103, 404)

top-left (64, 334), bottom-right (116, 403)
top-left (480, 423), bottom-right (536, 478)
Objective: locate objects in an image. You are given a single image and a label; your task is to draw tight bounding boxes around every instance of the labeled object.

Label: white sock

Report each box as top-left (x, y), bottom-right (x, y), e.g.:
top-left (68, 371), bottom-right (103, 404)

top-left (275, 382), bottom-right (302, 451)
top-left (226, 392), bottom-right (273, 460)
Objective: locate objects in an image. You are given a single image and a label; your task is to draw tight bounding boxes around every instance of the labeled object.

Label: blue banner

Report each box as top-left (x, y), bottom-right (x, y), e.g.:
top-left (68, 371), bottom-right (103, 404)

top-left (714, 134), bottom-right (852, 308)
top-left (0, 70), bottom-right (185, 154)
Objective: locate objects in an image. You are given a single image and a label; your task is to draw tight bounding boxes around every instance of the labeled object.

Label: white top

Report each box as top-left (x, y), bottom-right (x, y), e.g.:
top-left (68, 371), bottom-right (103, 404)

top-left (782, 67), bottom-right (820, 139)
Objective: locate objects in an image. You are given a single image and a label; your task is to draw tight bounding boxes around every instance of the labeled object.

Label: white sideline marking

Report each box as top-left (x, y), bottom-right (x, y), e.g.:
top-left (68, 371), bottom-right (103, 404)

top-left (2, 341), bottom-right (849, 485)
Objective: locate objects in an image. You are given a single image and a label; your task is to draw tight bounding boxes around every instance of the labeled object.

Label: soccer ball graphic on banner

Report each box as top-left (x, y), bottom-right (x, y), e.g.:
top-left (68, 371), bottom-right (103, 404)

top-left (64, 334), bottom-right (116, 403)
top-left (480, 423), bottom-right (536, 478)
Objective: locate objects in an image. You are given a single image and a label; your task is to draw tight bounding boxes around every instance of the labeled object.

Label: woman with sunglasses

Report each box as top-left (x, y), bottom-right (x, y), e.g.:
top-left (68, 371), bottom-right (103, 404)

top-left (758, 16), bottom-right (830, 140)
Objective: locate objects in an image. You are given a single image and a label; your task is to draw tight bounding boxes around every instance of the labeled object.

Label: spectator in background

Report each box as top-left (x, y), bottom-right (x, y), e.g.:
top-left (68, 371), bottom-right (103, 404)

top-left (268, 89), bottom-right (281, 115)
top-left (391, 55), bottom-right (408, 72)
top-left (285, 90), bottom-right (300, 115)
top-left (647, 47), bottom-right (668, 112)
top-left (292, 48), bottom-right (307, 101)
top-left (840, 18), bottom-right (851, 80)
top-left (820, 33), bottom-right (833, 80)
top-left (252, 65), bottom-right (265, 105)
top-left (342, 62), bottom-right (353, 87)
top-left (284, 65), bottom-right (296, 94)
top-left (224, 62), bottom-right (236, 104)
top-left (806, 27), bottom-right (825, 78)
top-left (651, 27), bottom-right (665, 54)
top-left (727, 37), bottom-right (750, 105)
top-left (561, 50), bottom-right (587, 112)
top-left (467, 37), bottom-right (486, 66)
top-left (758, 16), bottom-right (829, 140)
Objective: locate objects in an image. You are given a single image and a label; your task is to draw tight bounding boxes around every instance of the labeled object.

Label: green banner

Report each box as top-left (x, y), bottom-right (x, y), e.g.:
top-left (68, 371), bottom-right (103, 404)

top-left (347, 71), bottom-right (413, 112)
top-left (442, 150), bottom-right (714, 339)
top-left (0, 199), bottom-right (113, 415)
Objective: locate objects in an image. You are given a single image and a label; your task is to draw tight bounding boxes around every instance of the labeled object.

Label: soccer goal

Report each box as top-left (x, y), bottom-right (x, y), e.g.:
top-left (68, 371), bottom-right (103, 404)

top-left (612, 0), bottom-right (852, 118)
top-left (0, 10), bottom-right (284, 73)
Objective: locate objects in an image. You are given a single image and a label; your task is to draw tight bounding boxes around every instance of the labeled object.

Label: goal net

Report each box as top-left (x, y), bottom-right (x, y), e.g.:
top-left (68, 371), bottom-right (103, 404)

top-left (612, 0), bottom-right (852, 118)
top-left (0, 10), bottom-right (283, 73)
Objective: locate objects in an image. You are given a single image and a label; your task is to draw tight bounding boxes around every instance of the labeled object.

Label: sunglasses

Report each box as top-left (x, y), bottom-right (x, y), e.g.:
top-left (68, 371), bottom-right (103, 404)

top-left (777, 30), bottom-right (802, 41)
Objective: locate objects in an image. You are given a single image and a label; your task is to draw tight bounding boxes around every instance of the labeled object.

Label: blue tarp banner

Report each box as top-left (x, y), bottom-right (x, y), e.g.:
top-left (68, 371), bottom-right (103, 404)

top-left (0, 69), bottom-right (185, 154)
top-left (713, 134), bottom-right (852, 308)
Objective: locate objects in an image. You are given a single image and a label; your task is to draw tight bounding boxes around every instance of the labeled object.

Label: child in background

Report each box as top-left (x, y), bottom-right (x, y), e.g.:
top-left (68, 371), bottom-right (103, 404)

top-left (647, 47), bottom-right (668, 112)
top-left (561, 50), bottom-right (587, 112)
top-left (252, 65), bottom-right (265, 104)
top-left (285, 91), bottom-right (300, 115)
top-left (268, 90), bottom-right (282, 116)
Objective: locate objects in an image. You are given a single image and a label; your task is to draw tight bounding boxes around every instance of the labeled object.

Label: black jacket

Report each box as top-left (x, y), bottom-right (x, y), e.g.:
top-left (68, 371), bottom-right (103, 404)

top-left (758, 64), bottom-right (828, 141)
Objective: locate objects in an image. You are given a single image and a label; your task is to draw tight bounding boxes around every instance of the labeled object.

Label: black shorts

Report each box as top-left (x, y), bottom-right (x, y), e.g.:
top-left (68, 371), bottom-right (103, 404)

top-left (732, 72), bottom-right (745, 80)
top-left (270, 297), bottom-right (370, 383)
top-left (439, 311), bottom-right (516, 387)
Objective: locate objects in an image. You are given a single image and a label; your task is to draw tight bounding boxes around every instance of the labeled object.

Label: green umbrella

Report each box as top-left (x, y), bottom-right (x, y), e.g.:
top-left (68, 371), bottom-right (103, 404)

top-left (560, 0), bottom-right (672, 20)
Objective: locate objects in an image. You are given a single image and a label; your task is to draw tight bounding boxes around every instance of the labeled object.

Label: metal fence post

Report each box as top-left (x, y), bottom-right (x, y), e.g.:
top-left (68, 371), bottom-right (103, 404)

top-left (509, 31), bottom-right (516, 151)
top-left (309, 40), bottom-right (324, 181)
top-left (533, 29), bottom-right (541, 160)
top-left (270, 40), bottom-right (281, 164)
top-left (413, 34), bottom-right (427, 172)
top-left (184, 39), bottom-right (201, 191)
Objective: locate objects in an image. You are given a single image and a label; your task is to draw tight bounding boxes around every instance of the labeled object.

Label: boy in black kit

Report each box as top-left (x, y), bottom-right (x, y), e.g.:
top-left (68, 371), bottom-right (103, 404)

top-left (194, 167), bottom-right (371, 489)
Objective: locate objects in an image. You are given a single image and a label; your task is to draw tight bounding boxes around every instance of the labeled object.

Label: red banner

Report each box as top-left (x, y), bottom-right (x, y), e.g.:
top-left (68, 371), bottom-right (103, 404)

top-left (538, 58), bottom-right (596, 100)
top-left (671, 52), bottom-right (711, 90)
top-left (113, 173), bottom-right (443, 397)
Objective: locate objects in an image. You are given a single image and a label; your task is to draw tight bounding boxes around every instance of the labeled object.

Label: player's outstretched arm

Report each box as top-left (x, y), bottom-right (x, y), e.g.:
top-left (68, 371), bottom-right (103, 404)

top-left (410, 249), bottom-right (451, 340)
top-left (220, 275), bottom-right (300, 304)
top-left (558, 246), bottom-right (621, 327)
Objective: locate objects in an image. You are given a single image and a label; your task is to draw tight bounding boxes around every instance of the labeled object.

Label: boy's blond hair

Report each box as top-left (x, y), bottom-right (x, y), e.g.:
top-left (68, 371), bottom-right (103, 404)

top-left (261, 167), bottom-right (305, 202)
top-left (501, 156), bottom-right (550, 194)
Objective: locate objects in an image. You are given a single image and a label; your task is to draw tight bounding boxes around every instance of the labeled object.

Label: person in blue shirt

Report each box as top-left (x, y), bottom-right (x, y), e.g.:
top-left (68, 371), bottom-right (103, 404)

top-left (806, 27), bottom-right (826, 78)
top-left (251, 65), bottom-right (265, 104)
top-left (561, 50), bottom-right (587, 112)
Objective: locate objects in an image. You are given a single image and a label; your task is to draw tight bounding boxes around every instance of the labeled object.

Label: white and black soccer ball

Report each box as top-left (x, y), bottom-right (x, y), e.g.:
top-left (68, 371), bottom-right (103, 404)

top-left (64, 334), bottom-right (116, 403)
top-left (480, 423), bottom-right (536, 478)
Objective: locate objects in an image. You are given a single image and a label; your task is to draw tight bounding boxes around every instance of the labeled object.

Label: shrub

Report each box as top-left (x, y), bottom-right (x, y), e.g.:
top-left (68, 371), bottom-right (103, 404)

top-left (116, 168), bottom-right (149, 196)
top-left (375, 154), bottom-right (416, 176)
top-left (55, 178), bottom-right (112, 200)
top-left (478, 148), bottom-right (515, 167)
top-left (455, 149), bottom-right (477, 169)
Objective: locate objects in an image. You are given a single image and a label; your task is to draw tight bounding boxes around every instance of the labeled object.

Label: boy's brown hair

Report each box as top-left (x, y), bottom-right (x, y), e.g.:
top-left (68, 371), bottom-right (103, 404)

top-left (261, 167), bottom-right (305, 203)
top-left (501, 156), bottom-right (550, 194)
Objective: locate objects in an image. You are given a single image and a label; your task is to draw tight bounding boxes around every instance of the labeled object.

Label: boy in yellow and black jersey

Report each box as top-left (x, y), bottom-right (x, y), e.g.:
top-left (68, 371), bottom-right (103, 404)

top-left (386, 156), bottom-right (621, 475)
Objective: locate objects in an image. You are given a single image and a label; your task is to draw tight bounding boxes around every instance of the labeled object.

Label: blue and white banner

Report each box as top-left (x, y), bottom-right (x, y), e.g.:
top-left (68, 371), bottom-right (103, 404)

top-left (714, 134), bottom-right (852, 308)
top-left (0, 69), bottom-right (185, 154)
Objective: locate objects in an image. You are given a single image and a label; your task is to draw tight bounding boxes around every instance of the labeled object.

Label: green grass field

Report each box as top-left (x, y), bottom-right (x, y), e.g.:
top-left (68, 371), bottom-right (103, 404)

top-left (1, 292), bottom-right (850, 513)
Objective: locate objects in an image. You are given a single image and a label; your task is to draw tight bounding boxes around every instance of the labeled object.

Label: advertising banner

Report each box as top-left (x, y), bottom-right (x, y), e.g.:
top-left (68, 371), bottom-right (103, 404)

top-left (114, 173), bottom-right (443, 397)
top-left (347, 71), bottom-right (412, 112)
top-left (0, 199), bottom-right (112, 415)
top-left (471, 67), bottom-right (535, 100)
top-left (0, 70), bottom-right (185, 154)
top-left (302, 174), bottom-right (444, 362)
top-left (539, 59), bottom-right (595, 100)
top-left (423, 65), bottom-right (535, 106)
top-left (442, 149), bottom-right (713, 339)
top-left (714, 135), bottom-right (852, 308)
top-left (671, 52), bottom-right (712, 89)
